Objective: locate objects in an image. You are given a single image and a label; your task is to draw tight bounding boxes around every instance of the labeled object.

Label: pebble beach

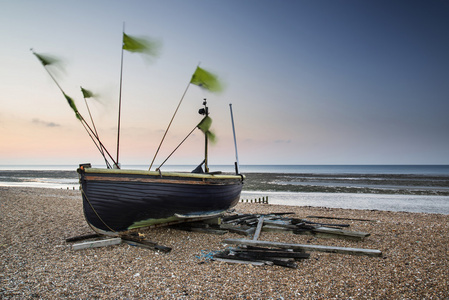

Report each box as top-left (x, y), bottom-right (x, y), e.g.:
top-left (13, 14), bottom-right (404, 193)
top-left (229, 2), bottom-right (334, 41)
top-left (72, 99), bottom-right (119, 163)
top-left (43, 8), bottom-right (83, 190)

top-left (1, 187), bottom-right (448, 299)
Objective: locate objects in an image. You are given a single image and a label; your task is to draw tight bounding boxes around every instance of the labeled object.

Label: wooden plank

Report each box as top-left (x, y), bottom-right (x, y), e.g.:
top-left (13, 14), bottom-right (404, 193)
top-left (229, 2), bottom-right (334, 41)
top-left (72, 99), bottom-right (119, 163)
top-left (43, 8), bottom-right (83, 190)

top-left (220, 224), bottom-right (255, 236)
top-left (223, 214), bottom-right (258, 225)
top-left (294, 230), bottom-right (363, 241)
top-left (263, 220), bottom-right (298, 230)
top-left (231, 248), bottom-right (310, 259)
top-left (306, 215), bottom-right (377, 222)
top-left (122, 239), bottom-right (172, 253)
top-left (313, 227), bottom-right (370, 239)
top-left (222, 239), bottom-right (382, 257)
top-left (252, 216), bottom-right (265, 240)
top-left (294, 219), bottom-right (350, 228)
top-left (72, 238), bottom-right (121, 250)
top-left (66, 233), bottom-right (102, 242)
top-left (262, 225), bottom-right (292, 233)
top-left (181, 227), bottom-right (228, 235)
top-left (213, 257), bottom-right (266, 266)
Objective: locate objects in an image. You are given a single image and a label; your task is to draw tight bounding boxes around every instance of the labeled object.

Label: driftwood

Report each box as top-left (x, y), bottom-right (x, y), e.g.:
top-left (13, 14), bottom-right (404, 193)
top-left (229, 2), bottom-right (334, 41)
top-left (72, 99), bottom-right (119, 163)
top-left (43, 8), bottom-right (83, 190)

top-left (71, 238), bottom-right (122, 250)
top-left (121, 235), bottom-right (172, 253)
top-left (66, 233), bottom-right (171, 252)
top-left (213, 246), bottom-right (310, 269)
top-left (220, 213), bottom-right (371, 241)
top-left (220, 224), bottom-right (255, 236)
top-left (65, 233), bottom-right (102, 242)
top-left (306, 215), bottom-right (377, 222)
top-left (252, 216), bottom-right (265, 240)
top-left (223, 239), bottom-right (382, 257)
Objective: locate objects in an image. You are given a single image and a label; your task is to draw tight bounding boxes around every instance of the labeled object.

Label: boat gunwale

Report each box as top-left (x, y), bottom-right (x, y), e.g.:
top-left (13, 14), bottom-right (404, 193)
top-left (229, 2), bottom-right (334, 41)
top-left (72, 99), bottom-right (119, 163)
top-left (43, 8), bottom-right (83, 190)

top-left (79, 167), bottom-right (245, 180)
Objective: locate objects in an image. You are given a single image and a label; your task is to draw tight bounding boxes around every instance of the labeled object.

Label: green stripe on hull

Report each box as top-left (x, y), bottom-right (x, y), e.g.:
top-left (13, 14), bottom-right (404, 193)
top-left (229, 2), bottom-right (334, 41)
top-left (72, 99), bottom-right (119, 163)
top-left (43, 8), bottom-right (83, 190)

top-left (128, 216), bottom-right (180, 230)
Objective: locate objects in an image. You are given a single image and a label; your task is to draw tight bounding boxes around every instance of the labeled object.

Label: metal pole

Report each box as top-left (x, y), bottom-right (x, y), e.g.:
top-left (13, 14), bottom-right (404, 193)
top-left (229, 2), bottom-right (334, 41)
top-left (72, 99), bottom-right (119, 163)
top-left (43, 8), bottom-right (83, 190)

top-left (229, 103), bottom-right (240, 174)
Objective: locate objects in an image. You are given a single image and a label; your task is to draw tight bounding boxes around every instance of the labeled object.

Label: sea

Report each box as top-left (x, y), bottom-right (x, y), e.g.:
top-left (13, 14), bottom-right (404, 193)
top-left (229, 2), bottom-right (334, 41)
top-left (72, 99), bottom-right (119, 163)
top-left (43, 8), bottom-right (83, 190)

top-left (1, 164), bottom-right (448, 215)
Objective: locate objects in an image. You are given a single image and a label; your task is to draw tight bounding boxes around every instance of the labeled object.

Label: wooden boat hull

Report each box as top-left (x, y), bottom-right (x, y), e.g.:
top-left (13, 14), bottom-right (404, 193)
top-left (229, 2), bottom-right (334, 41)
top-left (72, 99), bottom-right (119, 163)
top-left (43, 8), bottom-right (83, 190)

top-left (77, 166), bottom-right (243, 234)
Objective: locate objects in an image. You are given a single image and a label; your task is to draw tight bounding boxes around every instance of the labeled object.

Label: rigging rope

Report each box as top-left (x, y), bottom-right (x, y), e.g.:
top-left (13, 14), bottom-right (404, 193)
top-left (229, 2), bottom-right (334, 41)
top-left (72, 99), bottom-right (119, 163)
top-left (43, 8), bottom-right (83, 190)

top-left (80, 187), bottom-right (117, 233)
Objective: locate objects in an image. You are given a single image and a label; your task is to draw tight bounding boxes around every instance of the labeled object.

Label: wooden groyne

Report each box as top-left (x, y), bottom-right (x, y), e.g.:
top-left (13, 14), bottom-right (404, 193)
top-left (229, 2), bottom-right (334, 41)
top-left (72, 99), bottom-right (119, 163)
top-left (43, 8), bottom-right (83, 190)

top-left (240, 196), bottom-right (268, 204)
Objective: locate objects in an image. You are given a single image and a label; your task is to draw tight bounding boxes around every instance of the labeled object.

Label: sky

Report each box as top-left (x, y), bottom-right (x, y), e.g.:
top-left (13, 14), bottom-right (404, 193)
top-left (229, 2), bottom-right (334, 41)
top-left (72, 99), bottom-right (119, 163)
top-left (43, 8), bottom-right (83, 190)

top-left (1, 0), bottom-right (448, 166)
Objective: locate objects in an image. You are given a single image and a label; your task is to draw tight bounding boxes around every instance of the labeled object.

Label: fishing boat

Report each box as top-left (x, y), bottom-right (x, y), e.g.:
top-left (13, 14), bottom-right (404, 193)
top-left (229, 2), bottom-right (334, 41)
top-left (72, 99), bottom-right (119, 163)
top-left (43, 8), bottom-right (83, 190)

top-left (33, 30), bottom-right (244, 235)
top-left (77, 164), bottom-right (243, 234)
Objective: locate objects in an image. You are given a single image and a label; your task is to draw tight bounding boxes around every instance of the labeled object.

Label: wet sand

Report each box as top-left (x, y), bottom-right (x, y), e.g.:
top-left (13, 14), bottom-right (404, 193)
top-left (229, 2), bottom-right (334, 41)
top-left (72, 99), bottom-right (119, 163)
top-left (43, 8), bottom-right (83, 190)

top-left (1, 187), bottom-right (448, 299)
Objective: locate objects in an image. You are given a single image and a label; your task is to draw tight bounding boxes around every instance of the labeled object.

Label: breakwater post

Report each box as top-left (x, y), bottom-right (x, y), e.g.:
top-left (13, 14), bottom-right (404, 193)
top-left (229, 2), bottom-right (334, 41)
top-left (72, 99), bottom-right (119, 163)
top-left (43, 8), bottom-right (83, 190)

top-left (241, 196), bottom-right (268, 204)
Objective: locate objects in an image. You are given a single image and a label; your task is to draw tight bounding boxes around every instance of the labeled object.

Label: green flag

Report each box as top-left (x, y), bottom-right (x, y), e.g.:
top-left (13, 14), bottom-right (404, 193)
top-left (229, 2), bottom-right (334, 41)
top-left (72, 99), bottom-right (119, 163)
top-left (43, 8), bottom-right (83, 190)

top-left (122, 33), bottom-right (160, 57)
top-left (80, 87), bottom-right (96, 99)
top-left (190, 66), bottom-right (223, 93)
top-left (197, 116), bottom-right (216, 144)
top-left (63, 93), bottom-right (82, 121)
top-left (32, 51), bottom-right (60, 66)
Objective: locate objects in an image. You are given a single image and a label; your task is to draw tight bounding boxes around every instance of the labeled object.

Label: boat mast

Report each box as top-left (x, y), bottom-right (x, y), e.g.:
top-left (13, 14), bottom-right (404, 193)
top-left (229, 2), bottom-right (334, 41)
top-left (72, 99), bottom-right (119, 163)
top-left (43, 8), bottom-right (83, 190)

top-left (199, 99), bottom-right (209, 172)
top-left (229, 103), bottom-right (240, 174)
top-left (115, 23), bottom-right (126, 169)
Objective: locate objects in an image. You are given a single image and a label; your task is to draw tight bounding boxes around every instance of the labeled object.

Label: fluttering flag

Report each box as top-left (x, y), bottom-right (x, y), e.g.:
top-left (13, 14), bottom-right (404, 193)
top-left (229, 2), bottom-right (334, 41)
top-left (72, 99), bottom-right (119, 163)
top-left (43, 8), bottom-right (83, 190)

top-left (32, 51), bottom-right (60, 66)
top-left (32, 50), bottom-right (80, 120)
top-left (190, 66), bottom-right (223, 93)
top-left (31, 50), bottom-right (65, 77)
top-left (122, 33), bottom-right (161, 57)
top-left (197, 116), bottom-right (216, 144)
top-left (80, 87), bottom-right (96, 99)
top-left (63, 93), bottom-right (82, 121)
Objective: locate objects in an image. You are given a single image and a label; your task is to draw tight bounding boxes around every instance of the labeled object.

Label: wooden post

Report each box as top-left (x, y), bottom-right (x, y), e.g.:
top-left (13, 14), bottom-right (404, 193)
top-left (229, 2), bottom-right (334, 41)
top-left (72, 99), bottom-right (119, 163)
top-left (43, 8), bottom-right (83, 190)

top-left (72, 238), bottom-right (122, 250)
top-left (252, 216), bottom-right (264, 240)
top-left (222, 239), bottom-right (382, 257)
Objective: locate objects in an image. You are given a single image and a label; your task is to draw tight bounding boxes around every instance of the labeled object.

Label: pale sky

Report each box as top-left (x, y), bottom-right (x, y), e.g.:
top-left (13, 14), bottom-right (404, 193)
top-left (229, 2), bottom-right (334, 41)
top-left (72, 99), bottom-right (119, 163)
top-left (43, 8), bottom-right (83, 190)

top-left (1, 0), bottom-right (448, 166)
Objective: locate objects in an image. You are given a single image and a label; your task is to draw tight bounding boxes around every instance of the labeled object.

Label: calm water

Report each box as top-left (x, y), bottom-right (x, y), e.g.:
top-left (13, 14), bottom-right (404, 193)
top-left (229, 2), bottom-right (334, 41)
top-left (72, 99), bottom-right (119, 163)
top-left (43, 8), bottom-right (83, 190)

top-left (1, 165), bottom-right (448, 214)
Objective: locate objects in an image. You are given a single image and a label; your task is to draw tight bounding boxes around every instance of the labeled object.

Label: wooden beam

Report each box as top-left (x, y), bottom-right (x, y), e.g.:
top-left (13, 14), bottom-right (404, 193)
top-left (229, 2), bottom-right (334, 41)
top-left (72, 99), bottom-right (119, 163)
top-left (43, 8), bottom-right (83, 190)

top-left (223, 239), bottom-right (382, 257)
top-left (72, 238), bottom-right (122, 250)
top-left (312, 227), bottom-right (370, 240)
top-left (252, 216), bottom-right (265, 240)
top-left (66, 233), bottom-right (102, 242)
top-left (213, 257), bottom-right (267, 266)
top-left (306, 215), bottom-right (377, 222)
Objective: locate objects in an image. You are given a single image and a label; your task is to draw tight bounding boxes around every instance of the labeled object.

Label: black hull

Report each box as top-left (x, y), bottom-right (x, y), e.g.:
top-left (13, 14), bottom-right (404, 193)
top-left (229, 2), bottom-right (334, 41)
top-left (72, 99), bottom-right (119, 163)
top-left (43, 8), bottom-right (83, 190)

top-left (78, 166), bottom-right (243, 233)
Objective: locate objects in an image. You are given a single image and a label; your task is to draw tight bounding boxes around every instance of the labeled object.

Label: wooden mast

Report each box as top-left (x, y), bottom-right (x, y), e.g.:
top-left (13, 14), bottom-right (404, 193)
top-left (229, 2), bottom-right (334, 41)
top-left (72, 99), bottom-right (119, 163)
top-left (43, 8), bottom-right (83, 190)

top-left (115, 23), bottom-right (125, 169)
top-left (203, 99), bottom-right (209, 173)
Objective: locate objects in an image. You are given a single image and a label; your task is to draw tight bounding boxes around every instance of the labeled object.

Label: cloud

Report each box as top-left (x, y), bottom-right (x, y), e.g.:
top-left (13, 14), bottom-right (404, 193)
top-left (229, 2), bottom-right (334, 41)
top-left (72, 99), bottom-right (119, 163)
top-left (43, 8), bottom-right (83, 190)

top-left (32, 118), bottom-right (60, 128)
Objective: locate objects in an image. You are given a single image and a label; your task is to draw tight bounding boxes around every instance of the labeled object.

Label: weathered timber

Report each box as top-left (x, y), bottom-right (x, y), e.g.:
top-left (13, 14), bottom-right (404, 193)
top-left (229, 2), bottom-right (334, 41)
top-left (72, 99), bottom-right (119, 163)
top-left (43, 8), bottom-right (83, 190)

top-left (292, 230), bottom-right (360, 241)
top-left (201, 217), bottom-right (222, 225)
top-left (223, 239), bottom-right (382, 257)
top-left (221, 214), bottom-right (248, 223)
top-left (120, 235), bottom-right (157, 245)
top-left (121, 236), bottom-right (171, 253)
top-left (170, 223), bottom-right (228, 235)
top-left (291, 226), bottom-right (370, 241)
top-left (214, 251), bottom-right (274, 265)
top-left (263, 219), bottom-right (302, 230)
top-left (252, 216), bottom-right (265, 240)
top-left (231, 248), bottom-right (310, 260)
top-left (306, 215), bottom-right (377, 222)
top-left (220, 224), bottom-right (255, 236)
top-left (213, 257), bottom-right (266, 266)
top-left (262, 225), bottom-right (292, 233)
top-left (181, 227), bottom-right (228, 235)
top-left (294, 219), bottom-right (350, 228)
top-left (214, 248), bottom-right (300, 268)
top-left (313, 227), bottom-right (369, 239)
top-left (222, 214), bottom-right (257, 224)
top-left (72, 238), bottom-right (122, 250)
top-left (66, 233), bottom-right (102, 242)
